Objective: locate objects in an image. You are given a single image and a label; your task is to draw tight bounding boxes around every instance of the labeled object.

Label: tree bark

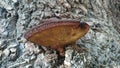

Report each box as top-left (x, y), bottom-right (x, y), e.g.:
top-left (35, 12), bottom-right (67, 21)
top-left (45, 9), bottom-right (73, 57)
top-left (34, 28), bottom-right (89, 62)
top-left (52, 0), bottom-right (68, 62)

top-left (0, 0), bottom-right (120, 68)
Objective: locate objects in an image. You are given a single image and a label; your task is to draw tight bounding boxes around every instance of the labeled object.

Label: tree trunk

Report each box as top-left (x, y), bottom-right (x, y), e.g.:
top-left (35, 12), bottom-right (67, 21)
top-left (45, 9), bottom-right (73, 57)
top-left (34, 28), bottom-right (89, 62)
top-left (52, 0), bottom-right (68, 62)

top-left (0, 0), bottom-right (119, 68)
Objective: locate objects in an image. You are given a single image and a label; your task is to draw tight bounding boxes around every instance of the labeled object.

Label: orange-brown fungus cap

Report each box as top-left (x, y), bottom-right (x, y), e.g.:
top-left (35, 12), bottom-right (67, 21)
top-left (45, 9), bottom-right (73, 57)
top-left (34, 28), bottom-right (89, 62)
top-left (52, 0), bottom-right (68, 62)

top-left (24, 18), bottom-right (90, 56)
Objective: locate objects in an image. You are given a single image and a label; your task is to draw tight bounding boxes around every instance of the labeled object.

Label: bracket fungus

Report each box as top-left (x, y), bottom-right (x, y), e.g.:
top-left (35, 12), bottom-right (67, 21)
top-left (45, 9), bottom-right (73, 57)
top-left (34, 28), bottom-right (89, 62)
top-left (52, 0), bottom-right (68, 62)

top-left (24, 18), bottom-right (90, 56)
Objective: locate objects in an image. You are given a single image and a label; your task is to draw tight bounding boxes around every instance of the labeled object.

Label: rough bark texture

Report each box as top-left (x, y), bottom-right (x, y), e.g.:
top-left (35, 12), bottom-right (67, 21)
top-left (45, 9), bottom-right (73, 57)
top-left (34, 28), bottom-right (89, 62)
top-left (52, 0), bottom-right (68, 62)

top-left (0, 0), bottom-right (120, 68)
